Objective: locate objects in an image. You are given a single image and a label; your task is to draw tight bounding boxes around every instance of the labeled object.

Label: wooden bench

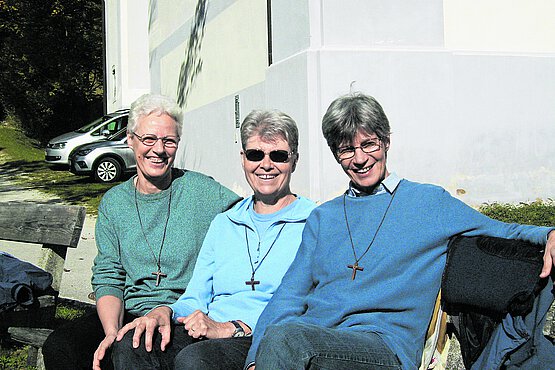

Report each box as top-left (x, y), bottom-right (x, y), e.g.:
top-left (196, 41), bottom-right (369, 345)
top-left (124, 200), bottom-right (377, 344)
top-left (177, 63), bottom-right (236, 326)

top-left (0, 203), bottom-right (86, 369)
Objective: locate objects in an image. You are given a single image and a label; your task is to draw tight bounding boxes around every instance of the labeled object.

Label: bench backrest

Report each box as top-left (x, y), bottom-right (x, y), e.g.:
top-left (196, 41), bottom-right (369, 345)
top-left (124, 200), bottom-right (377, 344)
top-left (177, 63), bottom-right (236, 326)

top-left (0, 203), bottom-right (86, 292)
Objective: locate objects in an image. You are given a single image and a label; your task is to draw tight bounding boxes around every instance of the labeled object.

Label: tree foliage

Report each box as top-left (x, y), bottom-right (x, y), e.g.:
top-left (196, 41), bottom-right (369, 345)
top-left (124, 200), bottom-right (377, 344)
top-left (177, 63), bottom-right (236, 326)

top-left (0, 0), bottom-right (103, 143)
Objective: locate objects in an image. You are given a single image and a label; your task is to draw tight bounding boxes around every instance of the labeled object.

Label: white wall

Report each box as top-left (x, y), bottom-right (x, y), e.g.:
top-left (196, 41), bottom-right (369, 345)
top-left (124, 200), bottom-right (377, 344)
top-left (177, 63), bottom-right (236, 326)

top-left (104, 0), bottom-right (150, 112)
top-left (147, 0), bottom-right (271, 198)
top-left (108, 0), bottom-right (555, 205)
top-left (444, 0), bottom-right (555, 53)
top-left (269, 0), bottom-right (555, 204)
top-left (149, 0), bottom-right (268, 108)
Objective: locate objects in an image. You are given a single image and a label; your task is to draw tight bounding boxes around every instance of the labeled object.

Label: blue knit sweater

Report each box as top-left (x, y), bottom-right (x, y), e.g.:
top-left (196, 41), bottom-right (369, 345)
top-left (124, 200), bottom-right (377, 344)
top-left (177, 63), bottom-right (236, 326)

top-left (246, 176), bottom-right (552, 369)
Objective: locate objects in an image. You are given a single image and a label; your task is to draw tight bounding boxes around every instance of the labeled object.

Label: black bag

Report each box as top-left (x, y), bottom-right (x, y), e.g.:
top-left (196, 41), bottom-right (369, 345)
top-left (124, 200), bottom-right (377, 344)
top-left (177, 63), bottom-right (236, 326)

top-left (442, 235), bottom-right (546, 368)
top-left (442, 235), bottom-right (544, 316)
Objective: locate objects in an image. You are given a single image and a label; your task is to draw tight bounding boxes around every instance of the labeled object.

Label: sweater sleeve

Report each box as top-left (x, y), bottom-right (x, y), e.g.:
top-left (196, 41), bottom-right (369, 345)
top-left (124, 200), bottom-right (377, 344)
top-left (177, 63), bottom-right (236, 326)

top-left (91, 198), bottom-right (126, 301)
top-left (436, 188), bottom-right (552, 245)
top-left (245, 209), bottom-right (319, 366)
top-left (218, 183), bottom-right (242, 212)
top-left (169, 217), bottom-right (218, 320)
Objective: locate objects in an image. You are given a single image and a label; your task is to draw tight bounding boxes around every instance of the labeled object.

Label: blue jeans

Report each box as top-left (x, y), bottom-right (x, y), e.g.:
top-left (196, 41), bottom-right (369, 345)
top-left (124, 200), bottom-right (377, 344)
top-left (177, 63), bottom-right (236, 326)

top-left (112, 324), bottom-right (251, 370)
top-left (256, 322), bottom-right (402, 370)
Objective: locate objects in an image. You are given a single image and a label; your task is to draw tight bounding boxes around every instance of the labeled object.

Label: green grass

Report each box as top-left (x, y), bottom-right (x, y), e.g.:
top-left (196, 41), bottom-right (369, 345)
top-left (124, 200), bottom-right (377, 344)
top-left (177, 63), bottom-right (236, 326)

top-left (0, 120), bottom-right (123, 214)
top-left (0, 119), bottom-right (43, 162)
top-left (0, 344), bottom-right (35, 370)
top-left (0, 304), bottom-right (88, 370)
top-left (55, 305), bottom-right (87, 321)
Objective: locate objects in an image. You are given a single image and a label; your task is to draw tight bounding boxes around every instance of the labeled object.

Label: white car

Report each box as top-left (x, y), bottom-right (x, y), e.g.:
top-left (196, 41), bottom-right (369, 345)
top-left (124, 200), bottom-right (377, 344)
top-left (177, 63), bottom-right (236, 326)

top-left (45, 109), bottom-right (129, 166)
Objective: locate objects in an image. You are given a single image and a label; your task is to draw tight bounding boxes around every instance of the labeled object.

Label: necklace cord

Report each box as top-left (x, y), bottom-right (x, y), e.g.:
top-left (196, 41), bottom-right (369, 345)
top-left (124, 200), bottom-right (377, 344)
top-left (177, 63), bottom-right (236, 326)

top-left (343, 185), bottom-right (399, 264)
top-left (134, 178), bottom-right (173, 272)
top-left (245, 223), bottom-right (287, 278)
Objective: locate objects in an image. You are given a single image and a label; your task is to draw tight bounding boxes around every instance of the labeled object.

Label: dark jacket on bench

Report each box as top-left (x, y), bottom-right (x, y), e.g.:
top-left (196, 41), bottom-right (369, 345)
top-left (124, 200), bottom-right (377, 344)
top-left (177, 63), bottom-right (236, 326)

top-left (0, 252), bottom-right (52, 313)
top-left (442, 235), bottom-right (555, 369)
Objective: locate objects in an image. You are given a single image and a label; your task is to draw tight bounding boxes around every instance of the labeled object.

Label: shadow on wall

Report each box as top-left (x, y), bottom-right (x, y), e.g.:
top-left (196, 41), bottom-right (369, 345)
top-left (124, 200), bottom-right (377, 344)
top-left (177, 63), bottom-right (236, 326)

top-left (176, 0), bottom-right (208, 107)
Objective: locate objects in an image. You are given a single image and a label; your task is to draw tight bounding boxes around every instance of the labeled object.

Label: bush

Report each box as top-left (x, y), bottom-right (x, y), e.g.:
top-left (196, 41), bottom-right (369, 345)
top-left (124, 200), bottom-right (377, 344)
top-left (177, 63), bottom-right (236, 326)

top-left (479, 199), bottom-right (555, 227)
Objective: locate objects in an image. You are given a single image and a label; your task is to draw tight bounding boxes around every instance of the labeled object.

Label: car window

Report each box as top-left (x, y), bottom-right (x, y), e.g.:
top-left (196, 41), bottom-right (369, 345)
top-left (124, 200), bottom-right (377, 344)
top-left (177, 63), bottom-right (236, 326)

top-left (91, 122), bottom-right (108, 136)
top-left (105, 116), bottom-right (128, 135)
top-left (106, 120), bottom-right (117, 133)
top-left (90, 126), bottom-right (102, 136)
top-left (75, 116), bottom-right (104, 133)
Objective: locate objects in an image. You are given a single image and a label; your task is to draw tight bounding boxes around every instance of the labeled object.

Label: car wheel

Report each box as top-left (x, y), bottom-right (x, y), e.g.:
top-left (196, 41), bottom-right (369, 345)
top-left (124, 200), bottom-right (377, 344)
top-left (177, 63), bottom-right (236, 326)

top-left (94, 157), bottom-right (122, 183)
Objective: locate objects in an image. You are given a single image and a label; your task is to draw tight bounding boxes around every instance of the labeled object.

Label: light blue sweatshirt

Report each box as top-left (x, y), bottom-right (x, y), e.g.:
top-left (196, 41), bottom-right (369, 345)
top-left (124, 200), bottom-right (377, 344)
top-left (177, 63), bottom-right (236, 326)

top-left (169, 195), bottom-right (316, 330)
top-left (246, 175), bottom-right (553, 369)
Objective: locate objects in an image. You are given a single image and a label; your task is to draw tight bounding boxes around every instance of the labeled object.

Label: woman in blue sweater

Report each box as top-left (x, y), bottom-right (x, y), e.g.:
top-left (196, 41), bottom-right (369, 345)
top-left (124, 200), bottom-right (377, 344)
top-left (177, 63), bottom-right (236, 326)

top-left (110, 109), bottom-right (316, 369)
top-left (246, 93), bottom-right (555, 370)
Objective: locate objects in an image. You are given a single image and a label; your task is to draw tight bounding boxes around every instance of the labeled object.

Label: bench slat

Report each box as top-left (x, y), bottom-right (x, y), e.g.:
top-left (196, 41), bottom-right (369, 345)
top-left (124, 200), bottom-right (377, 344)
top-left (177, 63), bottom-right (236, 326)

top-left (0, 203), bottom-right (85, 248)
top-left (8, 327), bottom-right (53, 347)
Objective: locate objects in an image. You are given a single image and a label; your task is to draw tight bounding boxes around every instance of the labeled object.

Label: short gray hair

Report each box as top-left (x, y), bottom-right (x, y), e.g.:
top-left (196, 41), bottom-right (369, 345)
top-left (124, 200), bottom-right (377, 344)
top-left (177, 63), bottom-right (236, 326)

top-left (127, 94), bottom-right (183, 137)
top-left (322, 92), bottom-right (390, 152)
top-left (240, 109), bottom-right (299, 153)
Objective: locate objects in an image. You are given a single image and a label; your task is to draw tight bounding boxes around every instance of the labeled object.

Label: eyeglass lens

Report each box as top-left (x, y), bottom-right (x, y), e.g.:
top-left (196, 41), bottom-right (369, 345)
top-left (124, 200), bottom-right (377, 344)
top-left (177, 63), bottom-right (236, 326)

top-left (244, 149), bottom-right (290, 163)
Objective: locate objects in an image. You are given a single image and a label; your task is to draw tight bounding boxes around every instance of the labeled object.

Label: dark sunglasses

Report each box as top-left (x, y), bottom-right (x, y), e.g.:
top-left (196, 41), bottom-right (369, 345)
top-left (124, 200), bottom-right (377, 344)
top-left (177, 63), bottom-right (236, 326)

top-left (243, 149), bottom-right (292, 163)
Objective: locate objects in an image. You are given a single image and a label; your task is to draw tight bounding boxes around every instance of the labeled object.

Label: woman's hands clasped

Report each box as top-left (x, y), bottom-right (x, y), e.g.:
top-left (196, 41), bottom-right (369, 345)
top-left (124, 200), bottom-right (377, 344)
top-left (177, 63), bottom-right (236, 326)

top-left (177, 309), bottom-right (236, 339)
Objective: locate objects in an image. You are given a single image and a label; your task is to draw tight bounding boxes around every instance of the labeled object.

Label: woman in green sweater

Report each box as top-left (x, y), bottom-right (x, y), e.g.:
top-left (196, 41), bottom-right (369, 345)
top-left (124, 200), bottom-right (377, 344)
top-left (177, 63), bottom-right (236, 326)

top-left (42, 94), bottom-right (240, 370)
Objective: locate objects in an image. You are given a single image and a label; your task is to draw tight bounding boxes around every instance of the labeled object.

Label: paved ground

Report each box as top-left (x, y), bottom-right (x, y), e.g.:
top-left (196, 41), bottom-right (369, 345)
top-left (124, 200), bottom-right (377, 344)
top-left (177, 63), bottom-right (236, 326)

top-left (0, 172), bottom-right (97, 304)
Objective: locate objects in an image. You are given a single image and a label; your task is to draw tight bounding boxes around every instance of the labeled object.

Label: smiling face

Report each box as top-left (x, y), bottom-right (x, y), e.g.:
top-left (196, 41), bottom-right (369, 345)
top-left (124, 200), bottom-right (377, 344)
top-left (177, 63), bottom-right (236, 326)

top-left (127, 112), bottom-right (179, 191)
top-left (241, 134), bottom-right (297, 205)
top-left (337, 129), bottom-right (389, 194)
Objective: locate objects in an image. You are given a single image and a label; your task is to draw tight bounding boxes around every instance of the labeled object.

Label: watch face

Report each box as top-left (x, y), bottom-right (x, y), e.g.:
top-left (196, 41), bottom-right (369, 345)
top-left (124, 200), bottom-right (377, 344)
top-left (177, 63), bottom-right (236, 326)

top-left (231, 321), bottom-right (245, 337)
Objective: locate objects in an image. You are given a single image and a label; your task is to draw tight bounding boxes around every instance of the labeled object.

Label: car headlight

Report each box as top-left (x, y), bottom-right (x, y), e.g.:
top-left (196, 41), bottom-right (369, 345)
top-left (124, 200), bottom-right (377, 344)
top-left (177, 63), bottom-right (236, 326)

top-left (49, 142), bottom-right (66, 149)
top-left (77, 148), bottom-right (93, 156)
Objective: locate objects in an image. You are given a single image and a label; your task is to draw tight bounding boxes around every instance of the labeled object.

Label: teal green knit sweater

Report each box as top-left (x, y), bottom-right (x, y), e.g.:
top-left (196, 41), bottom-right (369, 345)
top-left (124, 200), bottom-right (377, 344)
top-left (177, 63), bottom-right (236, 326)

top-left (91, 169), bottom-right (240, 316)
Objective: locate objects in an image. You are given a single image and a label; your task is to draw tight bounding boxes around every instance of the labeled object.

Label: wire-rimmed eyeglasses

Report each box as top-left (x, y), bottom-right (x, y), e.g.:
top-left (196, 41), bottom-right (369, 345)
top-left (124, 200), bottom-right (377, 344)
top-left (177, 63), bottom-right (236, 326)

top-left (336, 139), bottom-right (381, 160)
top-left (132, 132), bottom-right (180, 148)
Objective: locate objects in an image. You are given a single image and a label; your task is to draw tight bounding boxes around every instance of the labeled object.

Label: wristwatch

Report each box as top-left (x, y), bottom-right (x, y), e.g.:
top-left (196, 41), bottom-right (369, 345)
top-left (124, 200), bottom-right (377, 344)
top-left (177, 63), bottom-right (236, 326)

top-left (230, 320), bottom-right (245, 337)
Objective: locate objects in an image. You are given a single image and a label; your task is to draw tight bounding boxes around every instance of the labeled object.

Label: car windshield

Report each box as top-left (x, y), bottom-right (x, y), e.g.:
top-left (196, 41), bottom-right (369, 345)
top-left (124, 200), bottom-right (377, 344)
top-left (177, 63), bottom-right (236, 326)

top-left (74, 115), bottom-right (113, 133)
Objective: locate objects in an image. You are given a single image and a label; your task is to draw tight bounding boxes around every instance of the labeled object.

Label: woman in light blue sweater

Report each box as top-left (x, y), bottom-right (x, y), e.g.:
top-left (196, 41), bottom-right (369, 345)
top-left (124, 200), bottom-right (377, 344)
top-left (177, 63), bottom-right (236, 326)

top-left (246, 93), bottom-right (555, 370)
top-left (111, 109), bottom-right (316, 370)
